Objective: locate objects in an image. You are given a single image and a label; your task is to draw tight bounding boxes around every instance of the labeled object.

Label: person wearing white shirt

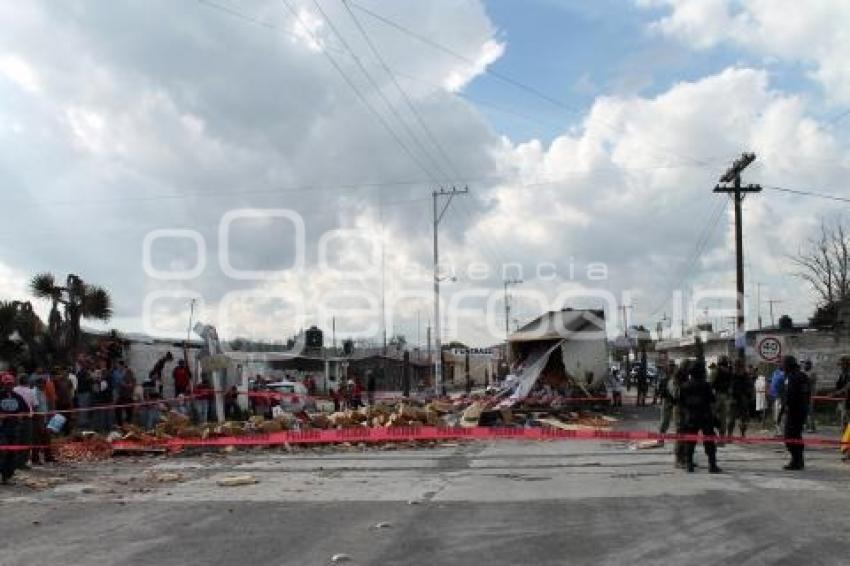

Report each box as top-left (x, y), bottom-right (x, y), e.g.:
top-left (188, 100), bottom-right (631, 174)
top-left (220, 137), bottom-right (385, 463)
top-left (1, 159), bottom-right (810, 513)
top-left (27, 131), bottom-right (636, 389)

top-left (755, 371), bottom-right (768, 426)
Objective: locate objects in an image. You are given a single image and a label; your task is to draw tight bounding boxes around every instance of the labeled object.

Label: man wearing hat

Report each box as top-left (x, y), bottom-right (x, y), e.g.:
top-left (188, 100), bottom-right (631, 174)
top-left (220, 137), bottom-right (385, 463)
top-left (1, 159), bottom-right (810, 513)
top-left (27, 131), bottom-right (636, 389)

top-left (0, 372), bottom-right (30, 484)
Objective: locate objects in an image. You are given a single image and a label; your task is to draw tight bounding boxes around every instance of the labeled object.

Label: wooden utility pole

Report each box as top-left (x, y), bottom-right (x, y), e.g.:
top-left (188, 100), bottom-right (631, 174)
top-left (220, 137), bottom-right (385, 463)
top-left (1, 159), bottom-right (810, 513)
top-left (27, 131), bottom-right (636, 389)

top-left (433, 186), bottom-right (468, 396)
top-left (713, 153), bottom-right (762, 361)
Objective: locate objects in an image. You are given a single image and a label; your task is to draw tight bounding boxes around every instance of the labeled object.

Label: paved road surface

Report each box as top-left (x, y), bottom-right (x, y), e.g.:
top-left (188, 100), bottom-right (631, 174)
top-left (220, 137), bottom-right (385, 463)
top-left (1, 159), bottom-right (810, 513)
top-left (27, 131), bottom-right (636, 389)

top-left (1, 407), bottom-right (847, 565)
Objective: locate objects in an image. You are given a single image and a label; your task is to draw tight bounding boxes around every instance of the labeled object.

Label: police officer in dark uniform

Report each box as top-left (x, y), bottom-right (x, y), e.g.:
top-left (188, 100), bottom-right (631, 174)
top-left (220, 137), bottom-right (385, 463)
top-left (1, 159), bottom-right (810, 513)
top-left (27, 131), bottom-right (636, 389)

top-left (782, 356), bottom-right (811, 471)
top-left (680, 362), bottom-right (722, 474)
top-left (1, 372), bottom-right (30, 484)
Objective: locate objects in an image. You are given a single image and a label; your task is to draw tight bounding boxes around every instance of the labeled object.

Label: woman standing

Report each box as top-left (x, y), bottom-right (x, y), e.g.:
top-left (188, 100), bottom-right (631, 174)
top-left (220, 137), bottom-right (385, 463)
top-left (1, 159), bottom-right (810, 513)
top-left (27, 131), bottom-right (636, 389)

top-left (755, 369), bottom-right (768, 426)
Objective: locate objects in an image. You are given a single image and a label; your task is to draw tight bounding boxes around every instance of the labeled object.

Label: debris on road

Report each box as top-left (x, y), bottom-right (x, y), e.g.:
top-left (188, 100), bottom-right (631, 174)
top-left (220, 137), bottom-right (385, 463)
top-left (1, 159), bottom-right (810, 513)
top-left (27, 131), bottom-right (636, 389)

top-left (22, 476), bottom-right (62, 490)
top-left (216, 474), bottom-right (258, 487)
top-left (630, 439), bottom-right (664, 450)
top-left (331, 553), bottom-right (352, 563)
top-left (154, 472), bottom-right (183, 482)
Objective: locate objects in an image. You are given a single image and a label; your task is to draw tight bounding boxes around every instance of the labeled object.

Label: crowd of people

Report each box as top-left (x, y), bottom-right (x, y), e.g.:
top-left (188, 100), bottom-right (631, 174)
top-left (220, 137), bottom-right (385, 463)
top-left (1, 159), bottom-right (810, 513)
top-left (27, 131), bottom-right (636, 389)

top-left (653, 353), bottom-right (850, 473)
top-left (0, 350), bottom-right (218, 484)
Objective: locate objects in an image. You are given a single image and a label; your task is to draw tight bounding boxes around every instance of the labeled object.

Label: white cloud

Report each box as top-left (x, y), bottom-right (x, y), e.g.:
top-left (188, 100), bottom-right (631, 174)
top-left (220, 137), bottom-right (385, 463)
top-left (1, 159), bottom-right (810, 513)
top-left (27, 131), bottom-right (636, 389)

top-left (1, 1), bottom-right (848, 347)
top-left (640, 0), bottom-right (850, 103)
top-left (478, 65), bottom-right (850, 331)
top-left (0, 53), bottom-right (41, 93)
top-left (444, 38), bottom-right (505, 92)
top-left (289, 6), bottom-right (325, 52)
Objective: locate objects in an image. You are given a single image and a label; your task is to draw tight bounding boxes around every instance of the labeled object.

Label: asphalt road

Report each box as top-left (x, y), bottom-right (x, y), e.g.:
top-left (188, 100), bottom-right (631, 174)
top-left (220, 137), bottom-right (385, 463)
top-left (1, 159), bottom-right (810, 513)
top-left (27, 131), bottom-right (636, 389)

top-left (2, 406), bottom-right (848, 566)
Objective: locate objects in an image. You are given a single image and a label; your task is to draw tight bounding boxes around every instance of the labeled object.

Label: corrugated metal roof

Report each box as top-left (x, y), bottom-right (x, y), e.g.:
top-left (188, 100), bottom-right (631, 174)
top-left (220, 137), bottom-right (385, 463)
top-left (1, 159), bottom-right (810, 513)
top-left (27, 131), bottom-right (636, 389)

top-left (508, 308), bottom-right (606, 343)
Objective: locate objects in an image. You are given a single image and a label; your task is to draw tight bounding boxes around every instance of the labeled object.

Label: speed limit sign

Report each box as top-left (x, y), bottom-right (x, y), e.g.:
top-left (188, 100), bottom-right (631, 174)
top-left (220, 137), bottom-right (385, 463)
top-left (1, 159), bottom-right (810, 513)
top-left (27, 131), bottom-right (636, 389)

top-left (757, 336), bottom-right (782, 363)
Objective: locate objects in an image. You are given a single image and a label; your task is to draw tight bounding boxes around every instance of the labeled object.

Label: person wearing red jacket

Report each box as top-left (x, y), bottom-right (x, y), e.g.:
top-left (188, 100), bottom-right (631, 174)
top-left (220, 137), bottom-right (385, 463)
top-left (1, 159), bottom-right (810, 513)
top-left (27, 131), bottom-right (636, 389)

top-left (172, 360), bottom-right (192, 396)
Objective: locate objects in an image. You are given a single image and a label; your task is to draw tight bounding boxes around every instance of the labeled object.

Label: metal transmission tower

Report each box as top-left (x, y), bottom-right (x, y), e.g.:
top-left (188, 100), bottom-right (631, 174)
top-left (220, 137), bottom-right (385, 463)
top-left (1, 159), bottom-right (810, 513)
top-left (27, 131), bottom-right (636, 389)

top-left (713, 153), bottom-right (762, 361)
top-left (433, 186), bottom-right (468, 396)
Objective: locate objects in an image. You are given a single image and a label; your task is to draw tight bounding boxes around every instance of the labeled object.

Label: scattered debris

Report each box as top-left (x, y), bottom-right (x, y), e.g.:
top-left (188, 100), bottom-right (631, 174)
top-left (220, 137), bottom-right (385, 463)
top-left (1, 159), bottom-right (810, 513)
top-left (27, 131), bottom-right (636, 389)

top-left (154, 472), bottom-right (184, 483)
top-left (216, 474), bottom-right (258, 487)
top-left (22, 477), bottom-right (61, 490)
top-left (45, 393), bottom-right (620, 464)
top-left (56, 437), bottom-right (113, 462)
top-left (630, 440), bottom-right (664, 450)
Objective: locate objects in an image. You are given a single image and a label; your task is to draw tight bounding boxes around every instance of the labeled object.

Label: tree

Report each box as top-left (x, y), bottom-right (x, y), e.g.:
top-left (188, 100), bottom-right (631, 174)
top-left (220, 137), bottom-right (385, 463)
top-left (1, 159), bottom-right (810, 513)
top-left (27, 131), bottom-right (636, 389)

top-left (792, 218), bottom-right (850, 327)
top-left (30, 272), bottom-right (62, 336)
top-left (0, 300), bottom-right (45, 368)
top-left (64, 274), bottom-right (112, 349)
top-left (30, 272), bottom-right (113, 356)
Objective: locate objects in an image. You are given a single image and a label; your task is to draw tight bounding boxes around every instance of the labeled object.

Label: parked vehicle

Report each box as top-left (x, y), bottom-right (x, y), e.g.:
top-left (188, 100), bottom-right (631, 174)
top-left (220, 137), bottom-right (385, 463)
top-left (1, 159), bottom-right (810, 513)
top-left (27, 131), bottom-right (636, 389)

top-left (262, 380), bottom-right (316, 412)
top-left (630, 364), bottom-right (658, 386)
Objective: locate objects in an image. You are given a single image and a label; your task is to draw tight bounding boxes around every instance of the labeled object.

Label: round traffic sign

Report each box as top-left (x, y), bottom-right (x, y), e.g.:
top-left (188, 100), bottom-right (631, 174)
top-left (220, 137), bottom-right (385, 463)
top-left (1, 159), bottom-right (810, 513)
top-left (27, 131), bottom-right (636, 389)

top-left (757, 336), bottom-right (782, 363)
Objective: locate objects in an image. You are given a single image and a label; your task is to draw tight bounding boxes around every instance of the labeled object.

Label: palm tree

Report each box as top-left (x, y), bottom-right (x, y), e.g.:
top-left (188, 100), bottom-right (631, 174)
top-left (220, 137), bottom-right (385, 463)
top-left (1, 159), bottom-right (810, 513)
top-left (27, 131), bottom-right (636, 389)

top-left (30, 272), bottom-right (113, 356)
top-left (64, 274), bottom-right (113, 348)
top-left (30, 272), bottom-right (63, 336)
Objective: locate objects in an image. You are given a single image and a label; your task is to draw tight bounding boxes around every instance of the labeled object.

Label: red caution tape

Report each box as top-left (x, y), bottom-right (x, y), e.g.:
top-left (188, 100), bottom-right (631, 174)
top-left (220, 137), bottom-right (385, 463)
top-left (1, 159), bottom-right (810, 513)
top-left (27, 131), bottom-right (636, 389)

top-left (104, 426), bottom-right (849, 450)
top-left (2, 426), bottom-right (847, 451)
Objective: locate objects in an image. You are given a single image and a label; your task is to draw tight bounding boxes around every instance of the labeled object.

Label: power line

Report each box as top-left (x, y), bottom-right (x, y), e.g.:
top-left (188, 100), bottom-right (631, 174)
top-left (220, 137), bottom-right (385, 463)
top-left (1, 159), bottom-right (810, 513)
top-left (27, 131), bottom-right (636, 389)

top-left (10, 161), bottom-right (719, 210)
top-left (647, 198), bottom-right (729, 318)
top-left (763, 185), bottom-right (850, 204)
top-left (197, 0), bottom-right (572, 136)
top-left (279, 0), bottom-right (438, 182)
top-left (346, 0), bottom-right (711, 168)
top-left (199, 0), bottom-right (730, 171)
top-left (308, 0), bottom-right (451, 182)
top-left (341, 0), bottom-right (462, 180)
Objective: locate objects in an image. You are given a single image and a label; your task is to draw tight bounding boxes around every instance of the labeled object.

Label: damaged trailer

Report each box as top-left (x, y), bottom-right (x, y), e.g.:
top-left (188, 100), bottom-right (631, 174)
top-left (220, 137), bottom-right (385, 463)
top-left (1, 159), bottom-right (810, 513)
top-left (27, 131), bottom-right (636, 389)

top-left (499, 308), bottom-right (609, 406)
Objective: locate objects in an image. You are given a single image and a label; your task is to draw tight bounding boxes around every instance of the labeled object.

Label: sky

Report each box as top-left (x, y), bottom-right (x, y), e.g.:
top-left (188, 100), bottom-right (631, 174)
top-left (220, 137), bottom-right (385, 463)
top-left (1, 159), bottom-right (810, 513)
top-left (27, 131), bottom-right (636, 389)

top-left (1, 0), bottom-right (849, 347)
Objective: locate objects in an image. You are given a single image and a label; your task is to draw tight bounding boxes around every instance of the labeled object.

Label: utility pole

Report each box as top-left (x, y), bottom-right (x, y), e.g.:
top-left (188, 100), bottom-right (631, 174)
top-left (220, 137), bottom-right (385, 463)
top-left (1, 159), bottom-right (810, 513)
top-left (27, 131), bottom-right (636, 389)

top-left (619, 304), bottom-right (633, 336)
top-left (503, 278), bottom-right (522, 366)
top-left (379, 192), bottom-right (387, 356)
top-left (756, 282), bottom-right (763, 329)
top-left (657, 313), bottom-right (669, 341)
top-left (426, 323), bottom-right (432, 384)
top-left (713, 153), bottom-right (762, 361)
top-left (767, 299), bottom-right (782, 327)
top-left (433, 185), bottom-right (468, 396)
top-left (186, 298), bottom-right (196, 345)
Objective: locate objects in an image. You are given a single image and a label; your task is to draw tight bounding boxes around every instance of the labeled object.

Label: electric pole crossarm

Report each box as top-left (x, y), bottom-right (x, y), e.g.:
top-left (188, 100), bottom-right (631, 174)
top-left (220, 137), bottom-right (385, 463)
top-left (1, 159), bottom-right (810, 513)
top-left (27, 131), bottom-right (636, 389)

top-left (713, 185), bottom-right (762, 194)
top-left (436, 186), bottom-right (468, 224)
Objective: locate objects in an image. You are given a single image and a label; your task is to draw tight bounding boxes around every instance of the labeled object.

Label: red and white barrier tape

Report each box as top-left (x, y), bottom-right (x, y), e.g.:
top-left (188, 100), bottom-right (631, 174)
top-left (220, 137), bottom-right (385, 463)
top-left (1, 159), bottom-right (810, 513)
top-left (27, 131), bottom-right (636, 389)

top-left (1, 426), bottom-right (847, 451)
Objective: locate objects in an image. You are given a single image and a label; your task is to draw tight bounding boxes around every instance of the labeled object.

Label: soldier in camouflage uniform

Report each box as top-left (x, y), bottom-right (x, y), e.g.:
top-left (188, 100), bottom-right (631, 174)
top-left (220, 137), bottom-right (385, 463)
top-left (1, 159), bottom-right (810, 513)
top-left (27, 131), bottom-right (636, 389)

top-left (680, 360), bottom-right (722, 474)
top-left (670, 360), bottom-right (690, 469)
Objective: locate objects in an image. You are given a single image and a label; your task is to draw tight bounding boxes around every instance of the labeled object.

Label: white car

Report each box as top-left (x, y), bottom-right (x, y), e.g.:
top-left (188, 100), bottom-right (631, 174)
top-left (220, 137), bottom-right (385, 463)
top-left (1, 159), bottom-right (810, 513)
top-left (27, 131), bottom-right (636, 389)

top-left (263, 380), bottom-right (315, 412)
